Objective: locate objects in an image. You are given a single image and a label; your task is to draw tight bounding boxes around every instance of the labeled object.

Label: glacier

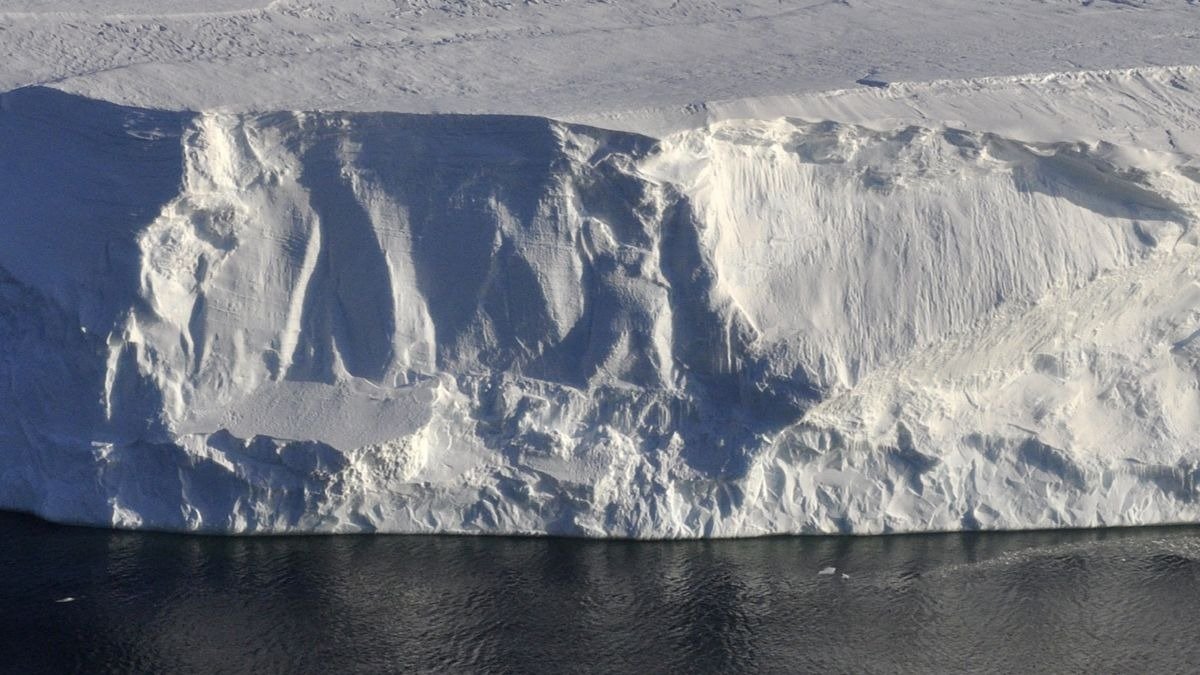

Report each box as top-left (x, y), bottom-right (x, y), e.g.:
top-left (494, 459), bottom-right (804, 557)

top-left (3, 65), bottom-right (1200, 536)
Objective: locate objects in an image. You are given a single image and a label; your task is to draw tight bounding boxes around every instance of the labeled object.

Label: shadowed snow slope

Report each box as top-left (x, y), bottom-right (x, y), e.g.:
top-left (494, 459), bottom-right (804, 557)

top-left (3, 76), bottom-right (1200, 536)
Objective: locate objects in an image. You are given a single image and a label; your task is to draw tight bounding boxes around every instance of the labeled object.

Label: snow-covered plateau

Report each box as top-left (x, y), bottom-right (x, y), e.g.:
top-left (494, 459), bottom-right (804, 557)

top-left (3, 1), bottom-right (1200, 536)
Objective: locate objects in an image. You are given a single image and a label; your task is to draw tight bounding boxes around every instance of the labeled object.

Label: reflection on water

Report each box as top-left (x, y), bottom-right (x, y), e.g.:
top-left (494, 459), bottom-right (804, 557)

top-left (3, 512), bottom-right (1200, 672)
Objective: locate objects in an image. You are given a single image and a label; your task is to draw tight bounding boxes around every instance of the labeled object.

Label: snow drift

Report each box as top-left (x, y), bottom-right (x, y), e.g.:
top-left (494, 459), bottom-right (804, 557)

top-left (2, 81), bottom-right (1200, 536)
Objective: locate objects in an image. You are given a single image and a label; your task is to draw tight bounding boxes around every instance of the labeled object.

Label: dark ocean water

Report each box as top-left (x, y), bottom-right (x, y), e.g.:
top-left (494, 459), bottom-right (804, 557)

top-left (3, 512), bottom-right (1200, 673)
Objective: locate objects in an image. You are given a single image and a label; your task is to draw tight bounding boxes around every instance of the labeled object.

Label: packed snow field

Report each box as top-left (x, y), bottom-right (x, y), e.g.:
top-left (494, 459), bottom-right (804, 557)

top-left (2, 1), bottom-right (1200, 535)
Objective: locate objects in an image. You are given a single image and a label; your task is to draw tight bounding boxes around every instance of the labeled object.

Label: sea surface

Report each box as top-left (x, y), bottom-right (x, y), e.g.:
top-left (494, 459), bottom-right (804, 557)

top-left (3, 511), bottom-right (1200, 673)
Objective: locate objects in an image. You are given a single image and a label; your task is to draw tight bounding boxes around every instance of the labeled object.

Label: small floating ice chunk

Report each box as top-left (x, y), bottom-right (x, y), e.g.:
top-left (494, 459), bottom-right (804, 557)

top-left (841, 573), bottom-right (850, 580)
top-left (55, 597), bottom-right (75, 603)
top-left (818, 566), bottom-right (837, 576)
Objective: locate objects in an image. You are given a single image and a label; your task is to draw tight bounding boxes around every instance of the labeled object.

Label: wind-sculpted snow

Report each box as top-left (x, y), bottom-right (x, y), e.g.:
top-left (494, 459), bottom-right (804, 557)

top-left (2, 80), bottom-right (1200, 536)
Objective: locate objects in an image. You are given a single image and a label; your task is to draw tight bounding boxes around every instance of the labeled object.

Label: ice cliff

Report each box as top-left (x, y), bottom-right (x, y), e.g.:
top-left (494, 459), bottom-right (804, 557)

top-left (3, 75), bottom-right (1200, 536)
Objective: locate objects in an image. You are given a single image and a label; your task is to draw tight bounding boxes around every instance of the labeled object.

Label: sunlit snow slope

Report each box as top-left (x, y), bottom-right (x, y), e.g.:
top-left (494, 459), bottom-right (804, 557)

top-left (3, 67), bottom-right (1200, 535)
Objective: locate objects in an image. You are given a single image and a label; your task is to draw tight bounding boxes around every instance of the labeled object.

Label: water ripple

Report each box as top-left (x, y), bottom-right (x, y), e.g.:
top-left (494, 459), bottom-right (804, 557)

top-left (4, 515), bottom-right (1200, 673)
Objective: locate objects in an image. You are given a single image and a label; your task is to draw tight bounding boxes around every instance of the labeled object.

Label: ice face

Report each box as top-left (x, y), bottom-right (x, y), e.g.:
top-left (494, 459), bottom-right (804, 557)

top-left (2, 71), bottom-right (1200, 536)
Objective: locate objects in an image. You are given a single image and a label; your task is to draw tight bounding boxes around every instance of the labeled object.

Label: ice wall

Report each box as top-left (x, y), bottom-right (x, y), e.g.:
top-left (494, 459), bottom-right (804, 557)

top-left (2, 84), bottom-right (1199, 535)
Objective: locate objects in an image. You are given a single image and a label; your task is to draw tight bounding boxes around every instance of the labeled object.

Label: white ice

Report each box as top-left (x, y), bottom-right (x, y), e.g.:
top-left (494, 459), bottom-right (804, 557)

top-left (1, 1), bottom-right (1199, 536)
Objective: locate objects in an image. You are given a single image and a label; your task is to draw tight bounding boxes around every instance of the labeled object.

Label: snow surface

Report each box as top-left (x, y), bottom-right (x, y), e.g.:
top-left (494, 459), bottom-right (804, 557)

top-left (3, 0), bottom-right (1199, 118)
top-left (2, 1), bottom-right (1200, 536)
